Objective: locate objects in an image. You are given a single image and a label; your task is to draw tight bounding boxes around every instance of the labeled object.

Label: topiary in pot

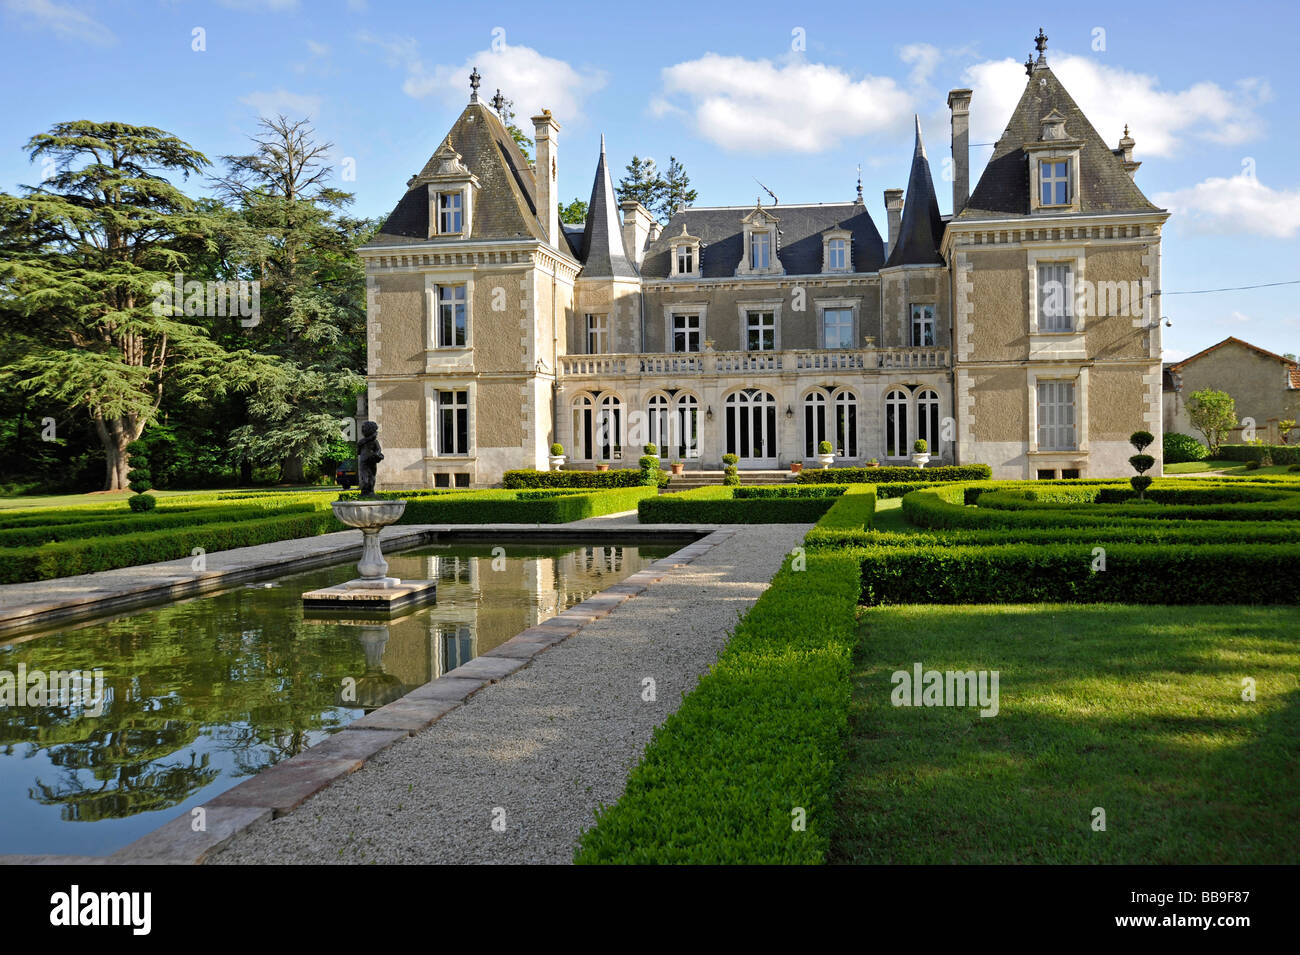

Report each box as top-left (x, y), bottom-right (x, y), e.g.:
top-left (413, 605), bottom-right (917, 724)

top-left (913, 439), bottom-right (928, 454)
top-left (721, 452), bottom-right (740, 486)
top-left (550, 443), bottom-right (564, 456)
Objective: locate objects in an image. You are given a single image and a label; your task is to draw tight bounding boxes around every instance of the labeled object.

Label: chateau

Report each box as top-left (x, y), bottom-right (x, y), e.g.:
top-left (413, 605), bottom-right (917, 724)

top-left (358, 30), bottom-right (1169, 487)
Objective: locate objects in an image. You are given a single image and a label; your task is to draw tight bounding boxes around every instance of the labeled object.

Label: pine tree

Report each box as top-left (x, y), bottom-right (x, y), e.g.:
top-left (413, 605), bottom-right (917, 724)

top-left (656, 156), bottom-right (697, 221)
top-left (0, 121), bottom-right (247, 490)
top-left (616, 156), bottom-right (663, 210)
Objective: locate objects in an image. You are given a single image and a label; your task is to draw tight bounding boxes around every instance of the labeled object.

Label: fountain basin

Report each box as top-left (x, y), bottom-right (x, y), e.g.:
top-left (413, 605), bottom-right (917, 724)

top-left (303, 498), bottom-right (436, 612)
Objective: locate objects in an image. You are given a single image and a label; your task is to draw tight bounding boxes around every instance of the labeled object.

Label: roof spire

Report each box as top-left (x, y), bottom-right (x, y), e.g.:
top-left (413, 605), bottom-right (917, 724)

top-left (1034, 27), bottom-right (1048, 66)
top-left (856, 163), bottom-right (863, 204)
top-left (490, 88), bottom-right (505, 112)
top-left (469, 66), bottom-right (481, 102)
top-left (1025, 53), bottom-right (1035, 77)
top-left (913, 115), bottom-right (927, 157)
top-left (600, 132), bottom-right (606, 154)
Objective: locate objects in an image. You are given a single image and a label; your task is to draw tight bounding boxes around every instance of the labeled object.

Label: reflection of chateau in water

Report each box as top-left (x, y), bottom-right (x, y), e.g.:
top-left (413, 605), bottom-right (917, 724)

top-left (376, 544), bottom-right (643, 689)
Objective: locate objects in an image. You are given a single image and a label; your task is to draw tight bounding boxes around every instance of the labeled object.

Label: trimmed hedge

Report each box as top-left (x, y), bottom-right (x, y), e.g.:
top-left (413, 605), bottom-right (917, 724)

top-left (0, 502), bottom-right (318, 549)
top-left (394, 486), bottom-right (656, 523)
top-left (856, 541), bottom-right (1300, 605)
top-left (797, 464), bottom-right (991, 484)
top-left (1215, 444), bottom-right (1300, 465)
top-left (503, 469), bottom-right (645, 489)
top-left (638, 486), bottom-right (846, 523)
top-left (574, 549), bottom-right (861, 863)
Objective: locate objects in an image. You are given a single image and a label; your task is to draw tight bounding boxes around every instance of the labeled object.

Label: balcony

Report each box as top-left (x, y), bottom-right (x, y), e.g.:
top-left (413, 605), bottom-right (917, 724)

top-left (559, 347), bottom-right (949, 378)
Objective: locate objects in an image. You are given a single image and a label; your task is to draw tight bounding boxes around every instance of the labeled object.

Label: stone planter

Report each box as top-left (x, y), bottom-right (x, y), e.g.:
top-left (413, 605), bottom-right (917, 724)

top-left (330, 498), bottom-right (407, 588)
top-left (549, 454), bottom-right (565, 471)
top-left (911, 453), bottom-right (931, 468)
top-left (817, 453), bottom-right (835, 469)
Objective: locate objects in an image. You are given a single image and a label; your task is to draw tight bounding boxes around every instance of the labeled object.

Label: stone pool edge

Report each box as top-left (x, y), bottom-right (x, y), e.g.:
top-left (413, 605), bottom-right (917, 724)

top-left (0, 527), bottom-right (733, 866)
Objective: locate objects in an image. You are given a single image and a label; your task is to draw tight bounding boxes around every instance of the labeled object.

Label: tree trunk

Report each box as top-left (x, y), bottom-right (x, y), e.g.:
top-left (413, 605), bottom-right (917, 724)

top-left (281, 453), bottom-right (306, 485)
top-left (94, 416), bottom-right (142, 491)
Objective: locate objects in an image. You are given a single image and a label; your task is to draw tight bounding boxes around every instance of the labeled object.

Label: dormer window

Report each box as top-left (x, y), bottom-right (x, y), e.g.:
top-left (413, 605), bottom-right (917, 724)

top-left (737, 204), bottom-right (783, 276)
top-left (1040, 161), bottom-right (1069, 206)
top-left (669, 223), bottom-right (701, 278)
top-left (822, 229), bottom-right (852, 273)
top-left (750, 231), bottom-right (770, 269)
top-left (438, 191), bottom-right (464, 234)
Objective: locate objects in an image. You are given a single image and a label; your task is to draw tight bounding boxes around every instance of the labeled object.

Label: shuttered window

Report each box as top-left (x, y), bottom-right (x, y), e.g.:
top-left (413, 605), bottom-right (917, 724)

top-left (1036, 380), bottom-right (1076, 451)
top-left (1036, 263), bottom-right (1074, 332)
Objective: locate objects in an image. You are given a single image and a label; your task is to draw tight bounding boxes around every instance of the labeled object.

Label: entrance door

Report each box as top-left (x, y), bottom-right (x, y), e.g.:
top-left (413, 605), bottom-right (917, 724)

top-left (725, 389), bottom-right (777, 467)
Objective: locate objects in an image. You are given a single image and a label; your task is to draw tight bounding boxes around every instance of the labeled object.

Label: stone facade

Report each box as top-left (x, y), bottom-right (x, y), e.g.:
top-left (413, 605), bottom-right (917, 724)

top-left (361, 35), bottom-right (1170, 487)
top-left (1164, 337), bottom-right (1300, 444)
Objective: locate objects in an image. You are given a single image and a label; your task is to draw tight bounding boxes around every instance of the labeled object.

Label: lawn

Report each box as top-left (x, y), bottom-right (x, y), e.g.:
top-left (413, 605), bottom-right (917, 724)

top-left (831, 603), bottom-right (1300, 864)
top-left (1165, 459), bottom-right (1295, 475)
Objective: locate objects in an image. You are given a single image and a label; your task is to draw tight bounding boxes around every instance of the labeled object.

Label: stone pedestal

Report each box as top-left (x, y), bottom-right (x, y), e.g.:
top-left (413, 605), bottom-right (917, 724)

top-left (302, 498), bottom-right (436, 613)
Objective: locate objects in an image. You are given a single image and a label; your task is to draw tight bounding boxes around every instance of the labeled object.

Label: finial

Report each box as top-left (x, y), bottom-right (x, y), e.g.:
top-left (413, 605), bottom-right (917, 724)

top-left (1035, 27), bottom-right (1048, 55)
top-left (600, 132), bottom-right (606, 154)
top-left (1025, 53), bottom-right (1034, 77)
top-left (469, 66), bottom-right (481, 102)
top-left (856, 163), bottom-right (863, 203)
top-left (490, 88), bottom-right (505, 112)
top-left (1123, 123), bottom-right (1130, 137)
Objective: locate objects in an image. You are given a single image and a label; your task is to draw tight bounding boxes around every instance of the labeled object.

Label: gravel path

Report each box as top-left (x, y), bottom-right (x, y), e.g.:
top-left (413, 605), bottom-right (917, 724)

top-left (209, 523), bottom-right (810, 865)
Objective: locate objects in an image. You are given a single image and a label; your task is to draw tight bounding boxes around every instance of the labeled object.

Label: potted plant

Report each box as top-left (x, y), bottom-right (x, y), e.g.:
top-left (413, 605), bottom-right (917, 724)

top-left (911, 439), bottom-right (930, 468)
top-left (790, 460), bottom-right (803, 474)
top-left (866, 458), bottom-right (880, 468)
top-left (595, 460), bottom-right (610, 472)
top-left (549, 443), bottom-right (565, 471)
top-left (670, 460), bottom-right (685, 475)
top-left (721, 452), bottom-right (740, 486)
top-left (817, 440), bottom-right (835, 469)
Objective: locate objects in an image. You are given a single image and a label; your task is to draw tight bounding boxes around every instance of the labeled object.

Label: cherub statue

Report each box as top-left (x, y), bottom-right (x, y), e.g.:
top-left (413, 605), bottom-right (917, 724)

top-left (357, 420), bottom-right (384, 497)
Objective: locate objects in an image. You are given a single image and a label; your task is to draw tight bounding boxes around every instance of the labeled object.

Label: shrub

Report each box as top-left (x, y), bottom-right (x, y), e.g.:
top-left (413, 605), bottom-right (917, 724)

top-left (127, 494), bottom-right (157, 512)
top-left (721, 453), bottom-right (739, 466)
top-left (798, 464), bottom-right (991, 485)
top-left (1129, 430), bottom-right (1154, 452)
top-left (722, 452), bottom-right (740, 487)
top-left (393, 486), bottom-right (656, 524)
top-left (913, 439), bottom-right (927, 454)
top-left (1130, 475), bottom-right (1153, 494)
top-left (1215, 444), bottom-right (1300, 465)
top-left (503, 469), bottom-right (643, 488)
top-left (817, 441), bottom-right (833, 455)
top-left (1163, 432), bottom-right (1207, 464)
top-left (639, 486), bottom-right (845, 523)
top-left (643, 444), bottom-right (658, 456)
top-left (1245, 460), bottom-right (1261, 470)
top-left (549, 443), bottom-right (564, 456)
top-left (1290, 464), bottom-right (1300, 473)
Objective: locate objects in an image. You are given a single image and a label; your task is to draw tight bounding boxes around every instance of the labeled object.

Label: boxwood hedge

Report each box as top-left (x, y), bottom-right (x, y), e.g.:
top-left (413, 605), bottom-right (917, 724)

top-left (638, 486), bottom-right (847, 523)
top-left (796, 464), bottom-right (991, 484)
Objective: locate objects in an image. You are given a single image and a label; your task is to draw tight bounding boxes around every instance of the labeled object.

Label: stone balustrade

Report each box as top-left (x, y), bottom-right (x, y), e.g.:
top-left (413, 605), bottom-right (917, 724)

top-left (558, 347), bottom-right (949, 377)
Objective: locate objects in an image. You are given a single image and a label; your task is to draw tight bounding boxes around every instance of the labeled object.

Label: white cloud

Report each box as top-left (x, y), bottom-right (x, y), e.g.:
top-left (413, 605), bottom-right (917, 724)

top-left (899, 43), bottom-right (941, 87)
top-left (240, 88), bottom-right (323, 119)
top-left (305, 39), bottom-right (329, 57)
top-left (1154, 174), bottom-right (1300, 239)
top-left (1162, 347), bottom-right (1190, 362)
top-left (653, 53), bottom-right (914, 153)
top-left (359, 35), bottom-right (604, 122)
top-left (962, 54), bottom-right (1269, 157)
top-left (3, 0), bottom-right (113, 45)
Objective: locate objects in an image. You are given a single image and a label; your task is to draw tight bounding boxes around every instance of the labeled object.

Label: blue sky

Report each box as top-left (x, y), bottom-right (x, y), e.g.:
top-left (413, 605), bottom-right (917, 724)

top-left (2, 0), bottom-right (1297, 360)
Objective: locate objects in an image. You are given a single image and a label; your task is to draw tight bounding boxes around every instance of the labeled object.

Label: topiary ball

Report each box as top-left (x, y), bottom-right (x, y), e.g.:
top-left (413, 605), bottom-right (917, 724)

top-left (1130, 475), bottom-right (1153, 494)
top-left (128, 493), bottom-right (157, 512)
top-left (1128, 454), bottom-right (1155, 474)
top-left (1129, 430), bottom-right (1155, 452)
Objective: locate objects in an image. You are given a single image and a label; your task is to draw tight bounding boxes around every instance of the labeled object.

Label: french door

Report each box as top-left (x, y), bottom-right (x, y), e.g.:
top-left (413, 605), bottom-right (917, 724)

top-left (725, 389), bottom-right (777, 467)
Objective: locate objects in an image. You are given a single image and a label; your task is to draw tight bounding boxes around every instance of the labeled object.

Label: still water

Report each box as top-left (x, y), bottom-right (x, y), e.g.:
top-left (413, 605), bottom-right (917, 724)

top-left (0, 540), bottom-right (674, 856)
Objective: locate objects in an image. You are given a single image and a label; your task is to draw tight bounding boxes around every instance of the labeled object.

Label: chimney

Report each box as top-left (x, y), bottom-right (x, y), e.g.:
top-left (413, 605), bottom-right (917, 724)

top-left (947, 88), bottom-right (972, 213)
top-left (620, 200), bottom-right (654, 267)
top-left (884, 188), bottom-right (904, 255)
top-left (531, 110), bottom-right (561, 248)
top-left (1115, 125), bottom-right (1141, 179)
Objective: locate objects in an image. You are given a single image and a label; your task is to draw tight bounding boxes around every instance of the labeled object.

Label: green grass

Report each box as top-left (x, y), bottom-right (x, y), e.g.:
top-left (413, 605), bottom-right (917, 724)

top-left (0, 485), bottom-right (335, 511)
top-left (831, 603), bottom-right (1300, 864)
top-left (1165, 460), bottom-right (1294, 475)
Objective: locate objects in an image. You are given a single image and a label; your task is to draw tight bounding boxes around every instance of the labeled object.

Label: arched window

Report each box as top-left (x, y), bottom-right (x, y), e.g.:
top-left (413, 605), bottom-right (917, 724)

top-left (834, 389), bottom-right (858, 458)
top-left (885, 389), bottom-right (909, 458)
top-left (597, 393), bottom-right (623, 461)
top-left (725, 389), bottom-right (777, 463)
top-left (803, 390), bottom-right (828, 458)
top-left (571, 393), bottom-right (595, 460)
top-left (646, 394), bottom-right (670, 456)
top-left (916, 389), bottom-right (940, 452)
top-left (673, 393), bottom-right (699, 459)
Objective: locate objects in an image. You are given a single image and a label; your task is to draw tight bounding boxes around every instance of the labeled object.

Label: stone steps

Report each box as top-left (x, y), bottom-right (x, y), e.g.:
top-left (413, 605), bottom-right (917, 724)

top-left (662, 470), bottom-right (800, 492)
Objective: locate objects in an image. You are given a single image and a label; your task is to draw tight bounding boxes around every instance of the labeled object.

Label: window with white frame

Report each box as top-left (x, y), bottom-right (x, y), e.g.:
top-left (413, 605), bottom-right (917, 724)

top-left (672, 313), bottom-right (701, 353)
top-left (746, 310), bottom-right (776, 351)
top-left (750, 230), bottom-right (771, 270)
top-left (885, 389), bottom-right (909, 458)
top-left (647, 394), bottom-right (669, 455)
top-left (827, 238), bottom-right (848, 271)
top-left (910, 304), bottom-right (935, 347)
top-left (438, 191), bottom-right (463, 234)
top-left (572, 394), bottom-right (595, 459)
top-left (916, 389), bottom-right (940, 451)
top-left (803, 390), bottom-right (827, 458)
top-left (1036, 380), bottom-right (1077, 450)
top-left (822, 308), bottom-right (854, 349)
top-left (1037, 263), bottom-right (1074, 332)
top-left (673, 393), bottom-right (699, 459)
top-left (1040, 161), bottom-right (1070, 206)
top-left (585, 314), bottom-right (608, 354)
top-left (675, 245), bottom-right (694, 275)
top-left (834, 390), bottom-right (858, 458)
top-left (437, 390), bottom-right (469, 455)
top-left (597, 393), bottom-right (623, 460)
top-left (436, 284), bottom-right (467, 347)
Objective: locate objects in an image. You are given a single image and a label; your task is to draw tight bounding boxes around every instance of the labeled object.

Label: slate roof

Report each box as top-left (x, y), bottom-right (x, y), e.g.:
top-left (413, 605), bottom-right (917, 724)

top-left (959, 62), bottom-right (1161, 220)
top-left (885, 117), bottom-right (945, 267)
top-left (578, 136), bottom-right (638, 279)
top-left (639, 202), bottom-right (886, 280)
top-left (364, 101), bottom-right (580, 258)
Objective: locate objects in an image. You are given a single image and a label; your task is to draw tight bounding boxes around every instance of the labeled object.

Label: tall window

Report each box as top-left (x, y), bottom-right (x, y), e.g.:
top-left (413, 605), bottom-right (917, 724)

top-left (676, 245), bottom-right (694, 275)
top-left (673, 394), bottom-right (699, 459)
top-left (803, 390), bottom-right (827, 458)
top-left (834, 390), bottom-right (858, 458)
top-left (885, 389), bottom-right (909, 458)
top-left (438, 191), bottom-right (463, 233)
top-left (437, 284), bottom-right (467, 347)
top-left (572, 394), bottom-right (594, 459)
top-left (910, 304), bottom-right (935, 347)
top-left (916, 389), bottom-right (940, 451)
top-left (437, 390), bottom-right (469, 455)
top-left (750, 231), bottom-right (771, 270)
top-left (1037, 263), bottom-right (1074, 332)
top-left (1040, 160), bottom-right (1069, 206)
top-left (585, 314), bottom-right (608, 354)
top-left (746, 310), bottom-right (775, 351)
top-left (672, 313), bottom-right (701, 353)
top-left (822, 308), bottom-right (854, 349)
top-left (647, 394), bottom-right (669, 455)
top-left (827, 238), bottom-right (848, 270)
top-left (1037, 380), bottom-right (1077, 450)
top-left (597, 393), bottom-right (623, 460)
